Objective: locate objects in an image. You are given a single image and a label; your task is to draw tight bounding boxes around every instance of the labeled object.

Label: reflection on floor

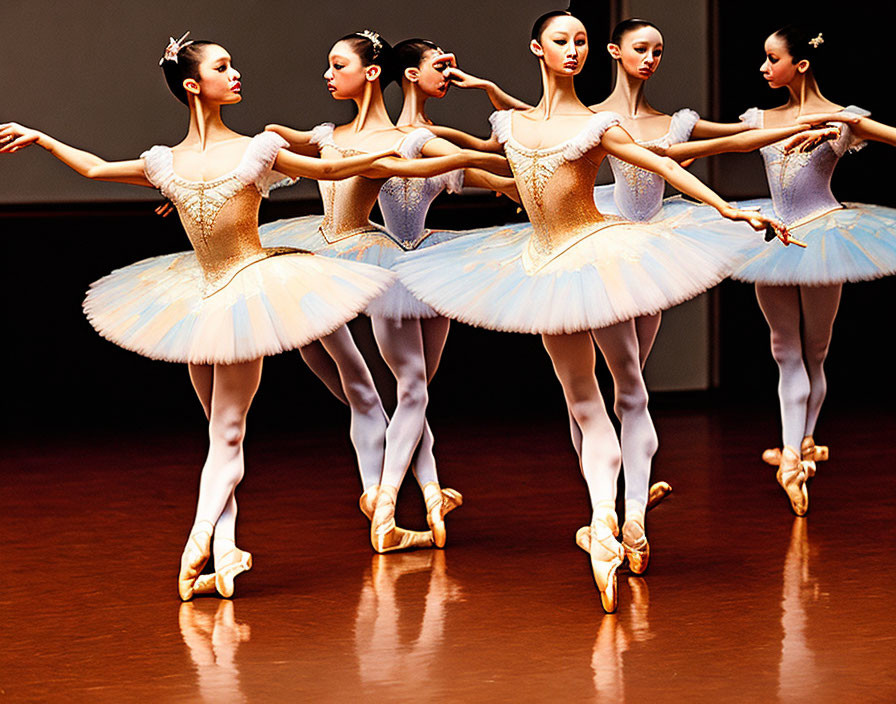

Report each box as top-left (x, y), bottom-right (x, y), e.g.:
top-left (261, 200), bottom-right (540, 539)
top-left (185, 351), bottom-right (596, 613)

top-left (2, 403), bottom-right (894, 702)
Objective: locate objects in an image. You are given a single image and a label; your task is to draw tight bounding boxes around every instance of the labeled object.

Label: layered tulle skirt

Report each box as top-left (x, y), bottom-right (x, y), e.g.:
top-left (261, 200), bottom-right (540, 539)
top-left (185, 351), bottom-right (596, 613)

top-left (731, 200), bottom-right (896, 285)
top-left (83, 247), bottom-right (395, 365)
top-left (259, 214), bottom-right (466, 320)
top-left (393, 198), bottom-right (760, 335)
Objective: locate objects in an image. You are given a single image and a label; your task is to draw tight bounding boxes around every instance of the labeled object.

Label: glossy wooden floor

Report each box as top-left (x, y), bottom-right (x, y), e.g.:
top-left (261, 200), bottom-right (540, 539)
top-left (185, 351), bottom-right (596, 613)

top-left (3, 403), bottom-right (895, 702)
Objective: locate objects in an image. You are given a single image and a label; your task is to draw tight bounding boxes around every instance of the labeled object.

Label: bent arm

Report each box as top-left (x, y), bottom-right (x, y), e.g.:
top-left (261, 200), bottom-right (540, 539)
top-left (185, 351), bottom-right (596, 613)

top-left (665, 124), bottom-right (808, 161)
top-left (444, 67), bottom-right (532, 111)
top-left (264, 124), bottom-right (321, 156)
top-left (1, 123), bottom-right (150, 186)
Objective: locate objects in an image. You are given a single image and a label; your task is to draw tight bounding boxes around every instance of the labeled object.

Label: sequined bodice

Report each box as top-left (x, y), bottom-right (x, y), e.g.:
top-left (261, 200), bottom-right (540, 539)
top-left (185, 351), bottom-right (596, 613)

top-left (493, 111), bottom-right (623, 271)
top-left (141, 132), bottom-right (291, 294)
top-left (377, 128), bottom-right (463, 249)
top-left (311, 123), bottom-right (387, 242)
top-left (607, 109), bottom-right (700, 221)
top-left (743, 106), bottom-right (870, 225)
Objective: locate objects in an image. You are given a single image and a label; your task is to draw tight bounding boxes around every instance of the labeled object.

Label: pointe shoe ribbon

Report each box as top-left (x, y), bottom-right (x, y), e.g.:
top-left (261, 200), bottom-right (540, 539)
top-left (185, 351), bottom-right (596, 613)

top-left (214, 545), bottom-right (253, 598)
top-left (776, 446), bottom-right (809, 516)
top-left (178, 520), bottom-right (215, 601)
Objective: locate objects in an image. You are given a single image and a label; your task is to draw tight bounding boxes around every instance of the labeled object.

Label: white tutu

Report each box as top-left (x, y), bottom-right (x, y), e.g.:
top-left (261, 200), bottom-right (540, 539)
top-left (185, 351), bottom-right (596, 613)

top-left (84, 247), bottom-right (395, 365)
top-left (259, 215), bottom-right (465, 320)
top-left (731, 199), bottom-right (896, 285)
top-left (394, 205), bottom-right (759, 335)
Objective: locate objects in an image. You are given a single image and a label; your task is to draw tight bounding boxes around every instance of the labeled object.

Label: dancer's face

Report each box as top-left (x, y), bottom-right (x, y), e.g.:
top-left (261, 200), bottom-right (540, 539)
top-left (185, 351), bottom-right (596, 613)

top-left (324, 41), bottom-right (377, 99)
top-left (609, 26), bottom-right (663, 80)
top-left (760, 33), bottom-right (805, 88)
top-left (188, 45), bottom-right (241, 105)
top-left (408, 49), bottom-right (454, 98)
top-left (531, 16), bottom-right (589, 76)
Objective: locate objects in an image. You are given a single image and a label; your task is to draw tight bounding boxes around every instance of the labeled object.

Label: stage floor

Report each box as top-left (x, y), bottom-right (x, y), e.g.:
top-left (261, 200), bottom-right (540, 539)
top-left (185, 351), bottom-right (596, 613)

top-left (3, 402), bottom-right (895, 702)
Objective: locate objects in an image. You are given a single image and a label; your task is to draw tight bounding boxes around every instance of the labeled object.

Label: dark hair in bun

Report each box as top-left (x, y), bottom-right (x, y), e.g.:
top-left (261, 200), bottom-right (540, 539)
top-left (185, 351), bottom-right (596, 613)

top-left (531, 10), bottom-right (573, 42)
top-left (773, 25), bottom-right (827, 77)
top-left (338, 30), bottom-right (396, 86)
top-left (394, 38), bottom-right (443, 77)
top-left (161, 40), bottom-right (216, 105)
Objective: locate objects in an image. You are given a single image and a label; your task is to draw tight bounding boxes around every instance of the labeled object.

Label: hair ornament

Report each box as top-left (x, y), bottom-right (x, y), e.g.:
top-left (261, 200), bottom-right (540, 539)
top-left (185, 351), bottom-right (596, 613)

top-left (160, 31), bottom-right (194, 65)
top-left (358, 29), bottom-right (383, 58)
top-left (808, 33), bottom-right (824, 49)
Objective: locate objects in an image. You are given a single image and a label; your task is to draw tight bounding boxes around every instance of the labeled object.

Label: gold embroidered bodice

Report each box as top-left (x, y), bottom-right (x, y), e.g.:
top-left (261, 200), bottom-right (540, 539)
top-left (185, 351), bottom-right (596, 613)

top-left (141, 132), bottom-right (294, 295)
top-left (492, 111), bottom-right (624, 271)
top-left (310, 123), bottom-right (388, 243)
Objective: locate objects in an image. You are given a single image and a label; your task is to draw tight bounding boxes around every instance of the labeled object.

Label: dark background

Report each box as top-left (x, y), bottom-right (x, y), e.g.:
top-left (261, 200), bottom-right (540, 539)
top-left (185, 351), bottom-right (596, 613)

top-left (2, 0), bottom-right (893, 440)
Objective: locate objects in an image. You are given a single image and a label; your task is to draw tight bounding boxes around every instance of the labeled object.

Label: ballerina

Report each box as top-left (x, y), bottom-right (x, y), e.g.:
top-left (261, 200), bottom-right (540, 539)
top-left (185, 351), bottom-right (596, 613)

top-left (0, 33), bottom-right (428, 600)
top-left (395, 10), bottom-right (792, 612)
top-left (258, 30), bottom-right (513, 553)
top-left (729, 25), bottom-right (896, 515)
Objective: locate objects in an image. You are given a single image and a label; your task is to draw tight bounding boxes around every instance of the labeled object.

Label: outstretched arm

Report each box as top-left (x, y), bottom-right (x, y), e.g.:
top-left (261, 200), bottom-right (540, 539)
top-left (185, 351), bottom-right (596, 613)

top-left (599, 126), bottom-right (797, 244)
top-left (689, 119), bottom-right (753, 139)
top-left (664, 124), bottom-right (811, 161)
top-left (834, 116), bottom-right (896, 147)
top-left (421, 124), bottom-right (504, 152)
top-left (362, 149), bottom-right (511, 180)
top-left (1, 122), bottom-right (151, 186)
top-left (420, 136), bottom-right (517, 198)
top-left (264, 124), bottom-right (321, 156)
top-left (273, 146), bottom-right (400, 180)
top-left (444, 67), bottom-right (533, 111)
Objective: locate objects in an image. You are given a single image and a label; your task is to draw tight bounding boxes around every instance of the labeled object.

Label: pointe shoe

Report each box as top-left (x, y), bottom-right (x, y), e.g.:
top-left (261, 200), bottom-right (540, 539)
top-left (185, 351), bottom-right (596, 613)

top-left (191, 573), bottom-right (218, 596)
top-left (762, 447), bottom-right (783, 466)
top-left (646, 482), bottom-right (672, 511)
top-left (587, 509), bottom-right (625, 614)
top-left (800, 436), bottom-right (828, 479)
top-left (359, 485), bottom-right (379, 520)
top-left (422, 482), bottom-right (462, 549)
top-left (214, 543), bottom-right (253, 598)
top-left (776, 446), bottom-right (809, 516)
top-left (179, 520), bottom-right (215, 601)
top-left (621, 516), bottom-right (649, 576)
top-left (370, 485), bottom-right (434, 553)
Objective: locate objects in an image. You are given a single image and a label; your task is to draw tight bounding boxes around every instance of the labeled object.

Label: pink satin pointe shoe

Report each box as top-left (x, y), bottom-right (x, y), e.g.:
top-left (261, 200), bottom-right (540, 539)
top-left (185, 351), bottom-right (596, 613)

top-left (359, 485), bottom-right (379, 520)
top-left (422, 482), bottom-right (463, 548)
top-left (179, 520), bottom-right (215, 601)
top-left (763, 436), bottom-right (829, 478)
top-left (213, 542), bottom-right (253, 598)
top-left (584, 507), bottom-right (625, 613)
top-left (776, 446), bottom-right (809, 516)
top-left (621, 502), bottom-right (649, 575)
top-left (370, 485), bottom-right (434, 553)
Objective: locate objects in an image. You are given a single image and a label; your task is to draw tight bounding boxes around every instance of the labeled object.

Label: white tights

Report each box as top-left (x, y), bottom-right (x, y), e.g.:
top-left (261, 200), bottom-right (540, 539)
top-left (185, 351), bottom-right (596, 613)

top-left (755, 284), bottom-right (842, 449)
top-left (300, 326), bottom-right (389, 491)
top-left (545, 317), bottom-right (659, 522)
top-left (187, 359), bottom-right (262, 558)
top-left (372, 315), bottom-right (450, 490)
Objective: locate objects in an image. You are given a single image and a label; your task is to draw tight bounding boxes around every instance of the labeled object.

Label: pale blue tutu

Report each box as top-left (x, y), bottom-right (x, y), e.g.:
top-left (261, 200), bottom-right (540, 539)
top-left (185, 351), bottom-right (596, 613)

top-left (731, 199), bottom-right (896, 286)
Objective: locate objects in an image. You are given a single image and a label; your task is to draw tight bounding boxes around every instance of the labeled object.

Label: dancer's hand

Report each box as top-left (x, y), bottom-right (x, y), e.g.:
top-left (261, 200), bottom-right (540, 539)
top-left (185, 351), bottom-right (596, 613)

top-left (782, 126), bottom-right (841, 153)
top-left (155, 200), bottom-right (175, 218)
top-left (444, 67), bottom-right (490, 91)
top-left (0, 122), bottom-right (43, 153)
top-left (721, 207), bottom-right (806, 247)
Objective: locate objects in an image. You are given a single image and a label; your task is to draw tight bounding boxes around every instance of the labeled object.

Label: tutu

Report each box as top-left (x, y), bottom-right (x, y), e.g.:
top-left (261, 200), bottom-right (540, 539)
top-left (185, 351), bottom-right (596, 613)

top-left (394, 110), bottom-right (758, 335)
top-left (732, 106), bottom-right (896, 285)
top-left (83, 131), bottom-right (394, 365)
top-left (732, 200), bottom-right (896, 285)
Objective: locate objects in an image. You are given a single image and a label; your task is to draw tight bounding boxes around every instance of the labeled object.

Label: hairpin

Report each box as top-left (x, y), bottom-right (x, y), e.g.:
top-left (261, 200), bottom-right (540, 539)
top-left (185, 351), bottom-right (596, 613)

top-left (160, 31), bottom-right (194, 65)
top-left (808, 33), bottom-right (824, 49)
top-left (358, 29), bottom-right (383, 58)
